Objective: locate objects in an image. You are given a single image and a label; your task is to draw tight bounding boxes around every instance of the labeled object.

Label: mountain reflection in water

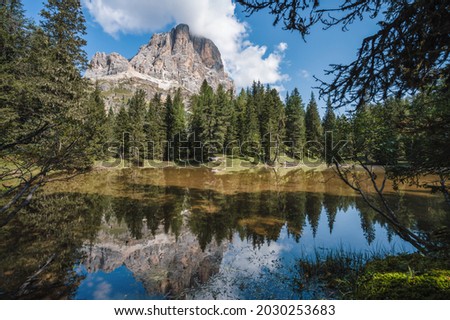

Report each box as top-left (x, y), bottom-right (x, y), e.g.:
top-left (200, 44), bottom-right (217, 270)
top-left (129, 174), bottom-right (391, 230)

top-left (0, 168), bottom-right (447, 299)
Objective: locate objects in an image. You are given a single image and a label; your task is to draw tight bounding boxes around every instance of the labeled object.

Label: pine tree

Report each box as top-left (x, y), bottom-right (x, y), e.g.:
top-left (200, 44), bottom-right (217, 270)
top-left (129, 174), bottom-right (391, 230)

top-left (235, 89), bottom-right (248, 144)
top-left (84, 84), bottom-right (108, 161)
top-left (322, 97), bottom-right (337, 133)
top-left (145, 93), bottom-right (166, 161)
top-left (1, 0), bottom-right (102, 225)
top-left (0, 0), bottom-right (29, 147)
top-left (285, 88), bottom-right (306, 159)
top-left (165, 89), bottom-right (186, 161)
top-left (251, 81), bottom-right (266, 137)
top-left (40, 0), bottom-right (87, 69)
top-left (260, 87), bottom-right (285, 164)
top-left (127, 89), bottom-right (147, 164)
top-left (242, 88), bottom-right (261, 161)
top-left (323, 97), bottom-right (337, 164)
top-left (105, 106), bottom-right (115, 142)
top-left (0, 0), bottom-right (28, 64)
top-left (190, 80), bottom-right (217, 161)
top-left (35, 0), bottom-right (96, 170)
top-left (115, 104), bottom-right (131, 161)
top-left (214, 84), bottom-right (231, 149)
top-left (222, 86), bottom-right (239, 156)
top-left (334, 114), bottom-right (352, 161)
top-left (305, 93), bottom-right (323, 158)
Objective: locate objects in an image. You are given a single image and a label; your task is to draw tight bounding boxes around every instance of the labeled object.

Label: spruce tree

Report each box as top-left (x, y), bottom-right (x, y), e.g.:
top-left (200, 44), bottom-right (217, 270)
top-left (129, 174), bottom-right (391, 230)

top-left (260, 87), bottom-right (285, 164)
top-left (334, 114), bottom-right (352, 161)
top-left (221, 86), bottom-right (239, 156)
top-left (224, 102), bottom-right (239, 156)
top-left (305, 93), bottom-right (323, 158)
top-left (214, 84), bottom-right (230, 148)
top-left (235, 89), bottom-right (248, 144)
top-left (115, 104), bottom-right (131, 161)
top-left (322, 97), bottom-right (336, 133)
top-left (242, 88), bottom-right (261, 162)
top-left (323, 97), bottom-right (337, 164)
top-left (1, 0), bottom-right (102, 225)
top-left (40, 0), bottom-right (87, 69)
top-left (190, 80), bottom-right (216, 161)
top-left (35, 0), bottom-right (97, 170)
top-left (145, 93), bottom-right (166, 161)
top-left (105, 106), bottom-right (115, 142)
top-left (0, 0), bottom-right (29, 148)
top-left (251, 81), bottom-right (266, 137)
top-left (285, 88), bottom-right (306, 159)
top-left (0, 0), bottom-right (28, 64)
top-left (165, 89), bottom-right (186, 162)
top-left (127, 89), bottom-right (147, 164)
top-left (84, 84), bottom-right (108, 161)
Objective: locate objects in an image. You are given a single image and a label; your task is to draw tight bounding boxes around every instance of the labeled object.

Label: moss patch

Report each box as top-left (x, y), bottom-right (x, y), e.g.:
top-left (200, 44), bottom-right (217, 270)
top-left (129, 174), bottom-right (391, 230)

top-left (355, 254), bottom-right (450, 299)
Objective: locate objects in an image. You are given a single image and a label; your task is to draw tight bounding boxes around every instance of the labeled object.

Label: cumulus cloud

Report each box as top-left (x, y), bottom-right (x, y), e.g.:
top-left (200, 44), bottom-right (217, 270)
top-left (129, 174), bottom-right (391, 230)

top-left (83, 0), bottom-right (288, 88)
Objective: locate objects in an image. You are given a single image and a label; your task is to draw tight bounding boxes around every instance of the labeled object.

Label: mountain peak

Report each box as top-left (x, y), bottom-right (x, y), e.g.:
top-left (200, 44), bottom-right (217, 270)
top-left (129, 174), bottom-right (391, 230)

top-left (85, 24), bottom-right (233, 108)
top-left (173, 23), bottom-right (190, 34)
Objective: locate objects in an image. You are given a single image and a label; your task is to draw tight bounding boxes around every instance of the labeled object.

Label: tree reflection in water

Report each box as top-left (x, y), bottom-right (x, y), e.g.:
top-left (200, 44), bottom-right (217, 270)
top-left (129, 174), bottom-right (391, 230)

top-left (0, 169), bottom-right (448, 299)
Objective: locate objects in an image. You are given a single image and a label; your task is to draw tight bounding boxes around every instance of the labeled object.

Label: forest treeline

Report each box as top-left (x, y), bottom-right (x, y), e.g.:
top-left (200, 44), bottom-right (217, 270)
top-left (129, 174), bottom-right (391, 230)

top-left (108, 80), bottom-right (449, 171)
top-left (2, 0), bottom-right (447, 173)
top-left (1, 1), bottom-right (448, 225)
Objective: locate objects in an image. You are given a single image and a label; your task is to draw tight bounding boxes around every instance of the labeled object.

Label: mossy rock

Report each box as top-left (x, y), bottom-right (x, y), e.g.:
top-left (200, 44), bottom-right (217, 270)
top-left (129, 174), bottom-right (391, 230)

top-left (356, 254), bottom-right (450, 299)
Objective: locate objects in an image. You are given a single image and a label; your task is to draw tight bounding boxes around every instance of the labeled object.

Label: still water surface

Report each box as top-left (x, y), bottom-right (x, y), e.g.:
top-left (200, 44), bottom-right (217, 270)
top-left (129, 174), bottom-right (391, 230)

top-left (0, 168), bottom-right (447, 299)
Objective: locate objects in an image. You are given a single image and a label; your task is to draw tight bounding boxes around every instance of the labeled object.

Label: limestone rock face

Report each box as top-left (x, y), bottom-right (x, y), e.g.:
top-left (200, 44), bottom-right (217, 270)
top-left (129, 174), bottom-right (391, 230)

top-left (85, 52), bottom-right (131, 78)
top-left (85, 24), bottom-right (234, 109)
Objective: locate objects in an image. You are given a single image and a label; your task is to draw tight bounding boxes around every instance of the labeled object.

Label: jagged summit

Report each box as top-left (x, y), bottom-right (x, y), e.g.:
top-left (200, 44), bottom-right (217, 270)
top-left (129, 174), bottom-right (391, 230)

top-left (85, 24), bottom-right (234, 108)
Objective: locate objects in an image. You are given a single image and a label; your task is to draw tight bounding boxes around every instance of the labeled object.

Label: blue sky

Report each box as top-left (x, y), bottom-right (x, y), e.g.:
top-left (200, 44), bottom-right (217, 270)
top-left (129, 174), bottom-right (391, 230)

top-left (22, 0), bottom-right (381, 115)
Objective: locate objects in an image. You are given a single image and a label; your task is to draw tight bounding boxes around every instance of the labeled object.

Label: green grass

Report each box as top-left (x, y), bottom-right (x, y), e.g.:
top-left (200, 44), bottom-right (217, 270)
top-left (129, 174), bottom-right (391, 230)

top-left (296, 251), bottom-right (450, 299)
top-left (355, 254), bottom-right (450, 299)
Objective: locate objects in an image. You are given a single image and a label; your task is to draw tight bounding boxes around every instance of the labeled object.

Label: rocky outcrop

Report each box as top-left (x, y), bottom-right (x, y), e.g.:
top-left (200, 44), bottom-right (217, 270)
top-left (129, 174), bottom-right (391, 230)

top-left (86, 52), bottom-right (131, 77)
top-left (85, 24), bottom-right (234, 109)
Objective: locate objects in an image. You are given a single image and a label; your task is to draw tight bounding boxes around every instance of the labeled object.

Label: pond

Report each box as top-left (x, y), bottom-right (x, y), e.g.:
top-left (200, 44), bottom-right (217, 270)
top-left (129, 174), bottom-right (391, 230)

top-left (0, 168), bottom-right (447, 299)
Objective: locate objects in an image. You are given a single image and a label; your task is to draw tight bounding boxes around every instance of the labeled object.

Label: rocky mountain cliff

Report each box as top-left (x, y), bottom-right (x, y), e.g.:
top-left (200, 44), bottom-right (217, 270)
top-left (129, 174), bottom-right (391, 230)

top-left (85, 24), bottom-right (234, 109)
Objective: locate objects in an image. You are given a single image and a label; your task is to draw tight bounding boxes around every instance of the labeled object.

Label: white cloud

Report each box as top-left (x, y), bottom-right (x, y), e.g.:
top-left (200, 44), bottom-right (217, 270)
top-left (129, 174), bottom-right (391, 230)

top-left (300, 69), bottom-right (310, 79)
top-left (83, 0), bottom-right (288, 88)
top-left (277, 42), bottom-right (288, 52)
top-left (93, 281), bottom-right (112, 299)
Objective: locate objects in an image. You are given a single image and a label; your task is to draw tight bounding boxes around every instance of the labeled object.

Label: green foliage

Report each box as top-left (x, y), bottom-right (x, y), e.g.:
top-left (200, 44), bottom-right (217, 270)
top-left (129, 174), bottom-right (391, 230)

top-left (145, 93), bottom-right (166, 161)
top-left (322, 98), bottom-right (337, 165)
top-left (264, 88), bottom-right (285, 164)
top-left (357, 270), bottom-right (450, 299)
top-left (322, 98), bottom-right (336, 133)
top-left (127, 89), bottom-right (147, 163)
top-left (305, 93), bottom-right (323, 159)
top-left (356, 254), bottom-right (450, 299)
top-left (238, 0), bottom-right (450, 108)
top-left (305, 93), bottom-right (322, 143)
top-left (40, 0), bottom-right (87, 69)
top-left (1, 0), bottom-right (106, 184)
top-left (82, 84), bottom-right (108, 162)
top-left (296, 251), bottom-right (450, 299)
top-left (393, 90), bottom-right (450, 185)
top-left (241, 88), bottom-right (261, 160)
top-left (166, 89), bottom-right (186, 161)
top-left (285, 88), bottom-right (306, 159)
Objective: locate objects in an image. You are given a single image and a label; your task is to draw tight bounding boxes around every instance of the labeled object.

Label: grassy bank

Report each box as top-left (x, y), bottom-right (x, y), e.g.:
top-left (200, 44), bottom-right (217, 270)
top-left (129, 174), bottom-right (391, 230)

top-left (297, 251), bottom-right (450, 299)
